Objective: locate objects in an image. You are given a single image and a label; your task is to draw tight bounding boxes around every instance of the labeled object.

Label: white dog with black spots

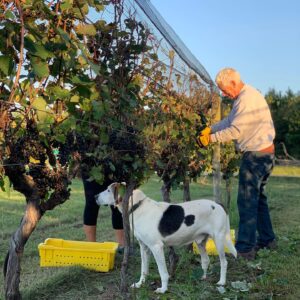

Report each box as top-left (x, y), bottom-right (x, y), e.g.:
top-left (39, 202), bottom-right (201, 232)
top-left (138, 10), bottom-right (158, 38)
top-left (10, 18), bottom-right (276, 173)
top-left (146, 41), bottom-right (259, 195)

top-left (96, 183), bottom-right (237, 294)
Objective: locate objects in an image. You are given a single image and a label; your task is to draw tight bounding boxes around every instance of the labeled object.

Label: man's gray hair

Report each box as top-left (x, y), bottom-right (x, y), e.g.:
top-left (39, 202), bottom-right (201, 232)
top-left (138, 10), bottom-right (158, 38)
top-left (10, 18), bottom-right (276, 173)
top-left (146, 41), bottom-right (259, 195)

top-left (215, 68), bottom-right (242, 86)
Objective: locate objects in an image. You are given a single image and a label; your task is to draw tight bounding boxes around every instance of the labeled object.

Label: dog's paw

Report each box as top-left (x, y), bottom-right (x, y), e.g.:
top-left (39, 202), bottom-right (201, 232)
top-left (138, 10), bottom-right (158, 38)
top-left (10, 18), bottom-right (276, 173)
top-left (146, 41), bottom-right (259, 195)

top-left (154, 287), bottom-right (167, 294)
top-left (216, 280), bottom-right (225, 286)
top-left (131, 282), bottom-right (142, 289)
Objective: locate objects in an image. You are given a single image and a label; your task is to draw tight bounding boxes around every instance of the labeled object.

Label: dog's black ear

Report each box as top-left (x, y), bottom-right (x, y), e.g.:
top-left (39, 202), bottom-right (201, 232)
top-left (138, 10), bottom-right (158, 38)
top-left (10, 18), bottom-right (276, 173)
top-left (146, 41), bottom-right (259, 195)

top-left (112, 183), bottom-right (119, 202)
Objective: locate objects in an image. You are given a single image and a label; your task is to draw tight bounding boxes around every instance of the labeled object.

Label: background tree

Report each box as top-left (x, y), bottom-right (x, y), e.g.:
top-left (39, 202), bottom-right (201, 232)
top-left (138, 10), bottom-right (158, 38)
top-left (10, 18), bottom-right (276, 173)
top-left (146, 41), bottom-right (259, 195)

top-left (266, 88), bottom-right (300, 159)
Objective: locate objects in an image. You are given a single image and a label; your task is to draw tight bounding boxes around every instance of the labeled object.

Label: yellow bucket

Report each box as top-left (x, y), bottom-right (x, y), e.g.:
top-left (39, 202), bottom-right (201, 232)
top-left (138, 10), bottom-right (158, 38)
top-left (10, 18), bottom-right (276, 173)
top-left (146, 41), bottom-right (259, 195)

top-left (193, 229), bottom-right (236, 255)
top-left (38, 238), bottom-right (118, 272)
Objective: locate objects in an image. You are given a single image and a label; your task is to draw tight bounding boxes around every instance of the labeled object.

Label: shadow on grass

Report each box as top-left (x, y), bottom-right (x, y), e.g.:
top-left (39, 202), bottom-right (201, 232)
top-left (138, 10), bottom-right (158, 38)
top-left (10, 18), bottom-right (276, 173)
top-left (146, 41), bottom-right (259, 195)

top-left (22, 259), bottom-right (124, 300)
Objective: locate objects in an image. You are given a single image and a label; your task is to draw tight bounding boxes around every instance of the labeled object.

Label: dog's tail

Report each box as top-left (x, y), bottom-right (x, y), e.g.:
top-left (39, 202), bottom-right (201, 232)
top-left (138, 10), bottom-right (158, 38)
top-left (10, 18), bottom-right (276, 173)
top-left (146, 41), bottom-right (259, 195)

top-left (224, 215), bottom-right (237, 258)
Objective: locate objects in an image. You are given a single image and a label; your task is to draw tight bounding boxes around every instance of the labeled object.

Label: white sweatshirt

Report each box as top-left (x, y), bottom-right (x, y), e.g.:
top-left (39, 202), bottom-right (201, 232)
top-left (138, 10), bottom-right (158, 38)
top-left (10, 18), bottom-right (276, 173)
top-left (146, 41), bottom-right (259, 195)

top-left (210, 84), bottom-right (275, 152)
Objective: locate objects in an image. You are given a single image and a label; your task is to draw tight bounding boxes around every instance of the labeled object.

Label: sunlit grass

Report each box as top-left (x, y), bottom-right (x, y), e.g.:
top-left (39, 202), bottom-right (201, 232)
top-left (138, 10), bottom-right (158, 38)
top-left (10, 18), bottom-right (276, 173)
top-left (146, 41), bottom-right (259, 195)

top-left (272, 165), bottom-right (300, 176)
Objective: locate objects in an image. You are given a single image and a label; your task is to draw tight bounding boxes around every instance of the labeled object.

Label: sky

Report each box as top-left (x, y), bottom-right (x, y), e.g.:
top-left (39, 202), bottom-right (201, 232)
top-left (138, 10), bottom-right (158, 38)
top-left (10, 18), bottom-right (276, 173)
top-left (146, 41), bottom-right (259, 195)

top-left (150, 0), bottom-right (300, 95)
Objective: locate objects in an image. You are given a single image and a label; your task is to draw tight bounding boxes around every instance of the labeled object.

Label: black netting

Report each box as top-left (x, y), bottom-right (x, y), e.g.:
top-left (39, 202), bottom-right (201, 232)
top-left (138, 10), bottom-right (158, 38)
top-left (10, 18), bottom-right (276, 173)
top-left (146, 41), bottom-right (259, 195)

top-left (90, 0), bottom-right (219, 109)
top-left (133, 0), bottom-right (214, 86)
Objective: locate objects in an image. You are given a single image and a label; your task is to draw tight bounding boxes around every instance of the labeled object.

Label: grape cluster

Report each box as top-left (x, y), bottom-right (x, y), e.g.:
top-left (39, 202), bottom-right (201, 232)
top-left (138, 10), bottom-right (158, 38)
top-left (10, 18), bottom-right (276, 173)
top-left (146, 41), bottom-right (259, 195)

top-left (50, 126), bottom-right (146, 185)
top-left (57, 144), bottom-right (70, 166)
top-left (108, 127), bottom-right (144, 155)
top-left (54, 132), bottom-right (88, 166)
top-left (5, 121), bottom-right (62, 198)
top-left (79, 127), bottom-right (146, 182)
top-left (10, 122), bottom-right (46, 165)
top-left (155, 142), bottom-right (186, 185)
top-left (28, 166), bottom-right (49, 197)
top-left (106, 128), bottom-right (146, 180)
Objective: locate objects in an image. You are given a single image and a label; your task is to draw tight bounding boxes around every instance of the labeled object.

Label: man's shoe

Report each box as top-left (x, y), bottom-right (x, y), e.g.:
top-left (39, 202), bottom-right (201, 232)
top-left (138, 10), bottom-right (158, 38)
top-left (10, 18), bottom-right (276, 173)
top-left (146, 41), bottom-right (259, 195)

top-left (255, 240), bottom-right (277, 252)
top-left (237, 249), bottom-right (256, 260)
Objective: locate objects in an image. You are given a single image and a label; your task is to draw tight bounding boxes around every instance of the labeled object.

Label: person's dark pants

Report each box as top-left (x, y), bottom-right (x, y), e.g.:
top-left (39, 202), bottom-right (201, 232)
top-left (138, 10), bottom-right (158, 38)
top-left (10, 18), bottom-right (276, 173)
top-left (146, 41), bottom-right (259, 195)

top-left (82, 176), bottom-right (123, 230)
top-left (235, 151), bottom-right (275, 253)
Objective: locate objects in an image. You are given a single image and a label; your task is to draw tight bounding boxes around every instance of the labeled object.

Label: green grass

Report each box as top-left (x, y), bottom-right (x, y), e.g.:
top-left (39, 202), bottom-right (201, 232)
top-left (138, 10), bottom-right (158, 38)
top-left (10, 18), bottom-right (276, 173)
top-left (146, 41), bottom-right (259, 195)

top-left (1, 168), bottom-right (300, 300)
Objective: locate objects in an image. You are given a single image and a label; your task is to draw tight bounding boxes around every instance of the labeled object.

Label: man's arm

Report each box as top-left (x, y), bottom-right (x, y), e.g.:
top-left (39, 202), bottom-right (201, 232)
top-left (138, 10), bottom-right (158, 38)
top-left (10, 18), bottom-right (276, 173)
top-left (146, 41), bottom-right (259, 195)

top-left (211, 117), bottom-right (230, 133)
top-left (210, 99), bottom-right (246, 143)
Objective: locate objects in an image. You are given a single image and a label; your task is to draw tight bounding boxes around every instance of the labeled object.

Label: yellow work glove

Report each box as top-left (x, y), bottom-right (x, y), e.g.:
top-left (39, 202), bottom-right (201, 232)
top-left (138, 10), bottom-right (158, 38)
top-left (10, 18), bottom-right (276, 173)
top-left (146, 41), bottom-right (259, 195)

top-left (197, 127), bottom-right (211, 148)
top-left (200, 127), bottom-right (211, 136)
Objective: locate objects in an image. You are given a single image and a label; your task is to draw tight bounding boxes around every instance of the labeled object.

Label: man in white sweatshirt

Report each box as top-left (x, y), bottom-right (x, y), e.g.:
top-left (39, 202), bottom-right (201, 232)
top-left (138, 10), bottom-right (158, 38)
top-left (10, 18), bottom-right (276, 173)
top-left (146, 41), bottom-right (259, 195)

top-left (199, 68), bottom-right (276, 260)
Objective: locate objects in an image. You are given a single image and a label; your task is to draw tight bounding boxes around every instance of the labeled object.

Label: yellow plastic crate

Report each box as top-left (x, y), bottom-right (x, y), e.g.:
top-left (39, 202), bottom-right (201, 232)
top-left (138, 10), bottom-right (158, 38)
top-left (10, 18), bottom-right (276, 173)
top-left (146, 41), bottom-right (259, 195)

top-left (193, 229), bottom-right (236, 255)
top-left (38, 238), bottom-right (118, 272)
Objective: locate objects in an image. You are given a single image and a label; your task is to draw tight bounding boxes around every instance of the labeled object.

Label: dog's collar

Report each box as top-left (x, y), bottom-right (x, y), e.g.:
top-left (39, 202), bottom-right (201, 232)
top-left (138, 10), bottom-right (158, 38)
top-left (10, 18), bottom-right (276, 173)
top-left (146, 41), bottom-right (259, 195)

top-left (128, 197), bottom-right (146, 215)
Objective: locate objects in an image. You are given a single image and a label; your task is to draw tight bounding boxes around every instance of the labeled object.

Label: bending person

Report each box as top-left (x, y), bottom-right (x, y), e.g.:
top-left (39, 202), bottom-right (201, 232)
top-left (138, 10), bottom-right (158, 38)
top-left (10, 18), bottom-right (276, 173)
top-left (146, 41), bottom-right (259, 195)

top-left (198, 67), bottom-right (276, 260)
top-left (82, 174), bottom-right (124, 248)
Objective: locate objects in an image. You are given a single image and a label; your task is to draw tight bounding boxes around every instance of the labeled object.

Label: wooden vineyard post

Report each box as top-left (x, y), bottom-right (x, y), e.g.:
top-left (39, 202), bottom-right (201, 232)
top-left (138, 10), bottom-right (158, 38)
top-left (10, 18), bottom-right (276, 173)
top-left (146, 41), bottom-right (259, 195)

top-left (212, 92), bottom-right (222, 202)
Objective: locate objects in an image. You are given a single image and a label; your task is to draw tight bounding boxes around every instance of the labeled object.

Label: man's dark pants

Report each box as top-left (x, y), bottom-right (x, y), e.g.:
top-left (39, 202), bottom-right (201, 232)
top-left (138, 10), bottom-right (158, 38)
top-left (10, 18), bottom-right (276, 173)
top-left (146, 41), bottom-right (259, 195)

top-left (235, 151), bottom-right (276, 253)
